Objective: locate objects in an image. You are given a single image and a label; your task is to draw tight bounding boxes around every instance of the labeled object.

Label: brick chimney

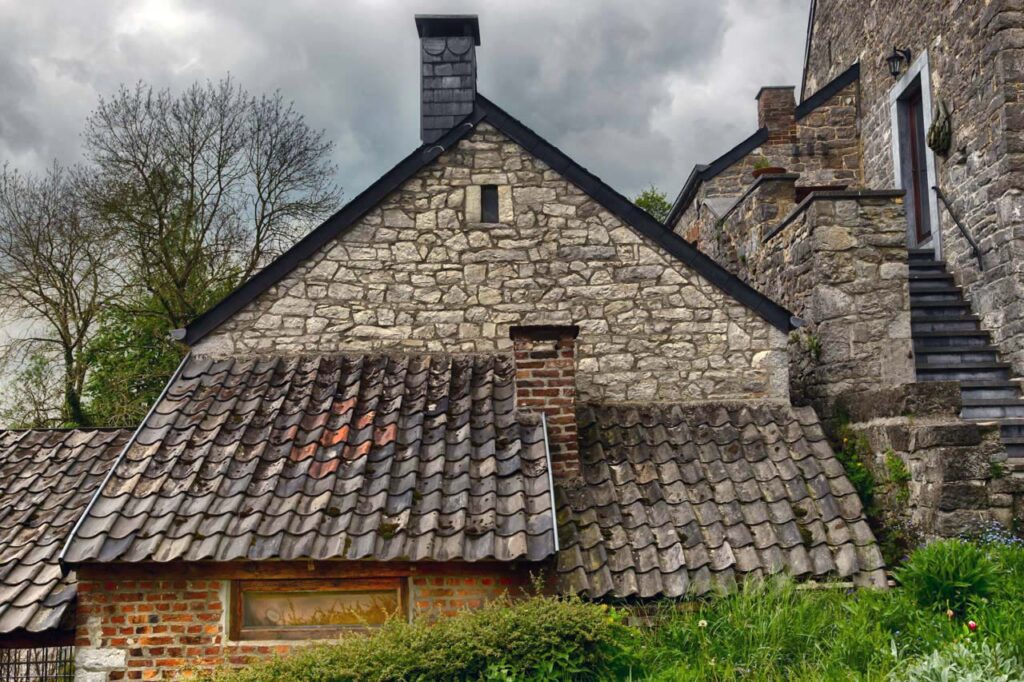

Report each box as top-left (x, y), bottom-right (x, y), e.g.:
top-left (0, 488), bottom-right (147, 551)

top-left (415, 14), bottom-right (480, 145)
top-left (510, 325), bottom-right (580, 479)
top-left (756, 86), bottom-right (797, 145)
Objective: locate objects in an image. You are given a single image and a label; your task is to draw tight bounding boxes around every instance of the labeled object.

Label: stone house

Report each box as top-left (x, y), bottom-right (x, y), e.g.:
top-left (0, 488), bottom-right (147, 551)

top-left (0, 5), bottom-right (1021, 681)
top-left (51, 14), bottom-right (884, 680)
top-left (666, 2), bottom-right (1024, 548)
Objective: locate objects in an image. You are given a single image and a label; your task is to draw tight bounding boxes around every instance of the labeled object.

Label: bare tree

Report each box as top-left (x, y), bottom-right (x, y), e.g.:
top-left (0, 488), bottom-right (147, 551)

top-left (0, 163), bottom-right (113, 425)
top-left (84, 77), bottom-right (341, 329)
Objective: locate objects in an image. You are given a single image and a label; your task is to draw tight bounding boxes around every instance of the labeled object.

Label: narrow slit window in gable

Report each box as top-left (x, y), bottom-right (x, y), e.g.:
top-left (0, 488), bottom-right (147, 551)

top-left (481, 185), bottom-right (499, 222)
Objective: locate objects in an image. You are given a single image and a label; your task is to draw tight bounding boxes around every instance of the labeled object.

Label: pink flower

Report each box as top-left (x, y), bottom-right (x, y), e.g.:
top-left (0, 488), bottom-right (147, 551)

top-left (967, 621), bottom-right (978, 632)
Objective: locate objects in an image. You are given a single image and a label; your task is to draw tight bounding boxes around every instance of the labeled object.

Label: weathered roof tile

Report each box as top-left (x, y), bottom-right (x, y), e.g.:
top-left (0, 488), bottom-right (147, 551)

top-left (556, 402), bottom-right (886, 599)
top-left (0, 429), bottom-right (131, 635)
top-left (63, 353), bottom-right (556, 566)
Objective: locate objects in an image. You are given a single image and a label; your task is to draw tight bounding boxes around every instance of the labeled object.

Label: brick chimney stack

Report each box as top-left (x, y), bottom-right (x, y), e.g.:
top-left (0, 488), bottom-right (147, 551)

top-left (415, 14), bottom-right (480, 145)
top-left (510, 326), bottom-right (580, 479)
top-left (756, 86), bottom-right (797, 145)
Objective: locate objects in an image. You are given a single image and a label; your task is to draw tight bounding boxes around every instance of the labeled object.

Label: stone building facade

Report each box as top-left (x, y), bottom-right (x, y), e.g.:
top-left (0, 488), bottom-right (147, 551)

top-left (195, 122), bottom-right (790, 404)
top-left (664, 1), bottom-right (1024, 545)
top-left (805, 0), bottom-right (1024, 376)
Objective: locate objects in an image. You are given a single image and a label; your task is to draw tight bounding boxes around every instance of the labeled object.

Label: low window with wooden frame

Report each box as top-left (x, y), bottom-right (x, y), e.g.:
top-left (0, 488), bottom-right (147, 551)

top-left (230, 578), bottom-right (406, 641)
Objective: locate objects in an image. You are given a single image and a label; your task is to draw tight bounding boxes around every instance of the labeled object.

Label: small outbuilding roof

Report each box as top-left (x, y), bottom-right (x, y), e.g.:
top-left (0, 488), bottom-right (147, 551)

top-left (62, 353), bottom-right (556, 565)
top-left (0, 428), bottom-right (131, 638)
top-left (556, 402), bottom-right (886, 599)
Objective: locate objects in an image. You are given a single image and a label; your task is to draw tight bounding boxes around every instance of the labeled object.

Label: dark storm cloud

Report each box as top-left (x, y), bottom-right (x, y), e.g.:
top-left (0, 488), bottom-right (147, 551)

top-left (0, 0), bottom-right (809, 200)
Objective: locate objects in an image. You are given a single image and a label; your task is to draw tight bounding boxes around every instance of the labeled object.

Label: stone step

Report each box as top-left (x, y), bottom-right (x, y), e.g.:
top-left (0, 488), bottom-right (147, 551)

top-left (916, 362), bottom-right (1012, 382)
top-left (908, 271), bottom-right (954, 283)
top-left (911, 316), bottom-right (982, 333)
top-left (908, 248), bottom-right (937, 260)
top-left (915, 346), bottom-right (1000, 365)
top-left (908, 259), bottom-right (948, 273)
top-left (962, 399), bottom-right (1024, 420)
top-left (999, 419), bottom-right (1024, 438)
top-left (910, 301), bottom-right (976, 318)
top-left (909, 289), bottom-right (968, 304)
top-left (908, 278), bottom-right (957, 292)
top-left (913, 331), bottom-right (992, 349)
top-left (959, 381), bottom-right (1022, 401)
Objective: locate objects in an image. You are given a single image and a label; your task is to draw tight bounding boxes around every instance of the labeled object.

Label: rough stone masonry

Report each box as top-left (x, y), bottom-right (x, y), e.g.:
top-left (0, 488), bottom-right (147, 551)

top-left (195, 123), bottom-right (790, 404)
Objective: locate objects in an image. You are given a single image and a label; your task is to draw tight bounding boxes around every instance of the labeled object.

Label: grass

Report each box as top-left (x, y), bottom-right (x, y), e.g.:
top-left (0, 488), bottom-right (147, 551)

top-left (208, 539), bottom-right (1024, 681)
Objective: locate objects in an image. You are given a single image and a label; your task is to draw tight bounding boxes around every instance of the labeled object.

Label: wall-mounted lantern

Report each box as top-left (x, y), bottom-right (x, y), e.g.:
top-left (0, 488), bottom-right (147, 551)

top-left (886, 47), bottom-right (912, 79)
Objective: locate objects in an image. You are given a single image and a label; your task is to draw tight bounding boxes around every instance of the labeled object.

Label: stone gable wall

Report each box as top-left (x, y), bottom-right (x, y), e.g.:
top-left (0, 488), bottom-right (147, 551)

top-left (195, 123), bottom-right (788, 403)
top-left (805, 0), bottom-right (1024, 375)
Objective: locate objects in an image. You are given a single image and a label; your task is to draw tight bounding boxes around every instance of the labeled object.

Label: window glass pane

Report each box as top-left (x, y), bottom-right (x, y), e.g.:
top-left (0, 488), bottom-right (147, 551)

top-left (241, 589), bottom-right (400, 629)
top-left (481, 185), bottom-right (499, 222)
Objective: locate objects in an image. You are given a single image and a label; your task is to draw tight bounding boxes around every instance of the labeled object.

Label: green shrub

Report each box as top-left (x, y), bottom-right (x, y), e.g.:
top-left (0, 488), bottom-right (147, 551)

top-left (894, 539), bottom-right (996, 614)
top-left (202, 594), bottom-right (637, 682)
top-left (895, 640), bottom-right (1023, 682)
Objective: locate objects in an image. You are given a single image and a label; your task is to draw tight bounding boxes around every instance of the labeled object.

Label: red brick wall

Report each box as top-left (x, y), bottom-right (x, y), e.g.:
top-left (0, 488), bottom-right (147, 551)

top-left (510, 325), bottom-right (580, 479)
top-left (74, 561), bottom-right (536, 680)
top-left (756, 86), bottom-right (797, 145)
top-left (410, 572), bottom-right (531, 619)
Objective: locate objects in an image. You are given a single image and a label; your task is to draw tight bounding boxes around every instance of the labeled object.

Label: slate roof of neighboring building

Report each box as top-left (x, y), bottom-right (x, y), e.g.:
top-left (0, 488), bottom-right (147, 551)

top-left (180, 94), bottom-right (797, 345)
top-left (62, 353), bottom-right (557, 565)
top-left (0, 429), bottom-right (131, 635)
top-left (555, 402), bottom-right (886, 599)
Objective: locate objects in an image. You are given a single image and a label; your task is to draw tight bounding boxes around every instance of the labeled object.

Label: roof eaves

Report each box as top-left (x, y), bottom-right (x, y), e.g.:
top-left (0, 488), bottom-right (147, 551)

top-left (476, 96), bottom-right (793, 332)
top-left (182, 109), bottom-right (486, 346)
top-left (58, 352), bottom-right (193, 568)
top-left (665, 127), bottom-right (768, 228)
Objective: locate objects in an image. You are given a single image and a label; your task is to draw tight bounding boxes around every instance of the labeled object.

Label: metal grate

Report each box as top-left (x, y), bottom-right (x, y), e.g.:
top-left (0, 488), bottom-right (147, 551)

top-left (0, 647), bottom-right (74, 681)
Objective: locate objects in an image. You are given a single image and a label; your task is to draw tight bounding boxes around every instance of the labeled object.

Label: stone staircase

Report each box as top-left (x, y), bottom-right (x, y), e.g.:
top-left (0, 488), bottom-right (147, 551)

top-left (910, 248), bottom-right (1024, 472)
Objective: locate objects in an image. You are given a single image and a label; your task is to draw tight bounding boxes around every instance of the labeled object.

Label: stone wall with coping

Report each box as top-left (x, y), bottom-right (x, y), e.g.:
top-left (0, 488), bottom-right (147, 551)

top-left (805, 0), bottom-right (1024, 376)
top-left (672, 78), bottom-right (862, 243)
top-left (839, 382), bottom-right (1024, 540)
top-left (740, 188), bottom-right (915, 416)
top-left (73, 561), bottom-right (532, 681)
top-left (194, 122), bottom-right (789, 403)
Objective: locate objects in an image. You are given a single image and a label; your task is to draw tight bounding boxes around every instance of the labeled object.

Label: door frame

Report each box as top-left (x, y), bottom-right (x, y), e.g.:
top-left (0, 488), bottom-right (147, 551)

top-left (888, 50), bottom-right (942, 258)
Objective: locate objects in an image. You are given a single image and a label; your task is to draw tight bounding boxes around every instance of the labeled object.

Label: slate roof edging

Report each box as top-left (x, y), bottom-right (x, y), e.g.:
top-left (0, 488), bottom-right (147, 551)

top-left (180, 97), bottom-right (796, 345)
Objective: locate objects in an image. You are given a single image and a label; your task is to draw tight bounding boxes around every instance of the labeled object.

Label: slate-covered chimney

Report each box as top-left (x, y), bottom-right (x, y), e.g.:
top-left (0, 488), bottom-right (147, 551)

top-left (415, 14), bottom-right (480, 144)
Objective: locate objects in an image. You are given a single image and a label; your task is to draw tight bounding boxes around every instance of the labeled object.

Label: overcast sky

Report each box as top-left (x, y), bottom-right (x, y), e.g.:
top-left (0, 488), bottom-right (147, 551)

top-left (0, 0), bottom-right (810, 203)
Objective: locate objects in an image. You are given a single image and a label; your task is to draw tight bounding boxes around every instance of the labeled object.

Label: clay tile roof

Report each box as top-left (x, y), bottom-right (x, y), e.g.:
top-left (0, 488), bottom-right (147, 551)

top-left (555, 402), bottom-right (886, 599)
top-left (62, 353), bottom-right (557, 565)
top-left (0, 428), bottom-right (131, 635)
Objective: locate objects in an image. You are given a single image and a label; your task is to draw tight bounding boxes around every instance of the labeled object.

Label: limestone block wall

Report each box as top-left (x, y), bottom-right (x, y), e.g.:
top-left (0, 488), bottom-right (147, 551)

top-left (805, 0), bottom-right (1024, 376)
top-left (195, 123), bottom-right (789, 403)
top-left (748, 191), bottom-right (915, 415)
top-left (840, 382), bottom-right (1024, 541)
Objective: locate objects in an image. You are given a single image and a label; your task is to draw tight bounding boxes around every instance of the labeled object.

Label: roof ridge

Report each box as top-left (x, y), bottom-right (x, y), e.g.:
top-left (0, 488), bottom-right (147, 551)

top-left (181, 97), bottom-right (795, 344)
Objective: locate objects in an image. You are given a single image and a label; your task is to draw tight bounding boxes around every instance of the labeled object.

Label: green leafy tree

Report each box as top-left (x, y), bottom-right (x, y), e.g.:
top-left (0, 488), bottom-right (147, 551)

top-left (83, 300), bottom-right (188, 427)
top-left (634, 185), bottom-right (672, 223)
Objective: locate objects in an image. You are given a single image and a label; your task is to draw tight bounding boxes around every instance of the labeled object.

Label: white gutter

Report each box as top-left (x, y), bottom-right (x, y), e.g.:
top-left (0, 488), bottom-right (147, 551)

top-left (540, 412), bottom-right (560, 554)
top-left (58, 352), bottom-right (193, 572)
